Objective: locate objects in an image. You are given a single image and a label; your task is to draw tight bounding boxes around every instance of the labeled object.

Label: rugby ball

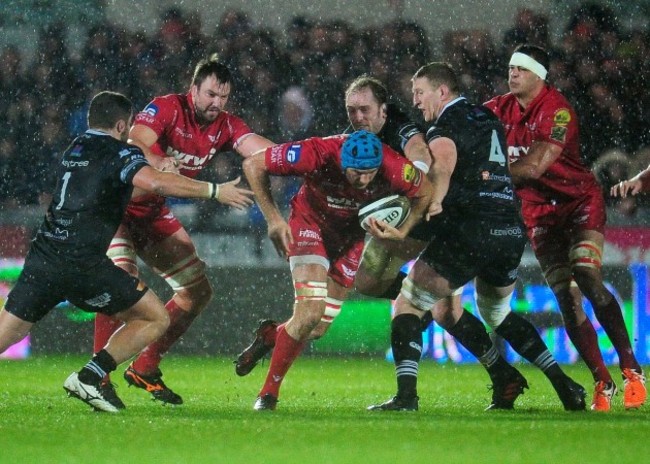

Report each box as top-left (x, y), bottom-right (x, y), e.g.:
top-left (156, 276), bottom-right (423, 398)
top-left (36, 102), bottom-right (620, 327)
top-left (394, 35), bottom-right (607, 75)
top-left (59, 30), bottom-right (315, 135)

top-left (358, 195), bottom-right (411, 231)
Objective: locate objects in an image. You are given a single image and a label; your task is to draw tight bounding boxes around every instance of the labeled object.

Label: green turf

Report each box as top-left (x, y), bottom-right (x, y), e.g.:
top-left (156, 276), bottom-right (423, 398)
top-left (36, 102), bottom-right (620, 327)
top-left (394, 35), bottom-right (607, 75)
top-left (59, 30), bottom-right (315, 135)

top-left (0, 356), bottom-right (647, 464)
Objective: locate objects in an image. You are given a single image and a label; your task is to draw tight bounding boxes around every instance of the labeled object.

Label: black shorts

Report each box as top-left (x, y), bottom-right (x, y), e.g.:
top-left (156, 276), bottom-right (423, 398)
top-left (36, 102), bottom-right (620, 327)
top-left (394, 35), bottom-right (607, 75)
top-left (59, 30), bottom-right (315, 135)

top-left (418, 215), bottom-right (525, 288)
top-left (4, 250), bottom-right (148, 323)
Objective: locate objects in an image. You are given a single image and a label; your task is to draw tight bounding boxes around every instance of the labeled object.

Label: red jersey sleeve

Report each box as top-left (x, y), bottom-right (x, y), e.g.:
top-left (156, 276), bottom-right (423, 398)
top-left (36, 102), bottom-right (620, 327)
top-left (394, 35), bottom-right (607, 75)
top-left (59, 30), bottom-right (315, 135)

top-left (380, 145), bottom-right (423, 199)
top-left (133, 95), bottom-right (178, 138)
top-left (265, 138), bottom-right (326, 176)
top-left (531, 96), bottom-right (576, 150)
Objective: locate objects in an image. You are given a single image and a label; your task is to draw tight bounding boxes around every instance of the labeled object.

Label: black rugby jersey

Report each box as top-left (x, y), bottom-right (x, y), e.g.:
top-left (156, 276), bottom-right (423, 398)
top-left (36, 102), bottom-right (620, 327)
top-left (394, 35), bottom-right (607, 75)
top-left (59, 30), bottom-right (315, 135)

top-left (344, 103), bottom-right (423, 155)
top-left (32, 129), bottom-right (148, 264)
top-left (425, 98), bottom-right (519, 220)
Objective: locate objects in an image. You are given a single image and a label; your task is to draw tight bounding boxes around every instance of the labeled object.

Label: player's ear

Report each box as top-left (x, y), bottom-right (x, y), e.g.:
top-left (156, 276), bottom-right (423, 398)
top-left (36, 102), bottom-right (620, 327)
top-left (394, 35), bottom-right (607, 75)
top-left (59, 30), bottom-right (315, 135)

top-left (381, 103), bottom-right (387, 115)
top-left (115, 119), bottom-right (127, 134)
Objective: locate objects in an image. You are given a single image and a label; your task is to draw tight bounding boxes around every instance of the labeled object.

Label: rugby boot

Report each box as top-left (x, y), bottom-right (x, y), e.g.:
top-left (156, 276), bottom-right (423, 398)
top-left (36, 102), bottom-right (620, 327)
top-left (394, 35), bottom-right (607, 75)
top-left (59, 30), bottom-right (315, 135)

top-left (254, 393), bottom-right (278, 411)
top-left (99, 379), bottom-right (126, 410)
top-left (591, 380), bottom-right (617, 412)
top-left (367, 395), bottom-right (419, 411)
top-left (234, 319), bottom-right (278, 376)
top-left (552, 375), bottom-right (586, 411)
top-left (486, 367), bottom-right (529, 410)
top-left (63, 372), bottom-right (119, 413)
top-left (622, 368), bottom-right (646, 410)
top-left (124, 364), bottom-right (183, 405)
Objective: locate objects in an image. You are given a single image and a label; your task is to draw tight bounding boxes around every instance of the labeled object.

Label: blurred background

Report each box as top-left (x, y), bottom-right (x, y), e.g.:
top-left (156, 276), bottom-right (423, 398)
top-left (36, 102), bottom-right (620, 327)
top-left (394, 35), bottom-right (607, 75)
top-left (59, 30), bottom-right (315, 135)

top-left (0, 0), bottom-right (649, 362)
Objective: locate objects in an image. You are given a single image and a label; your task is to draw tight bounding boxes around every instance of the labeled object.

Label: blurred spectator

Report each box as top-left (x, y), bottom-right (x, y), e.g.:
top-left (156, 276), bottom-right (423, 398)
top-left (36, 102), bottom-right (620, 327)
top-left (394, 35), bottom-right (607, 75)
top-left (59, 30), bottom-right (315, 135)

top-left (593, 149), bottom-right (638, 224)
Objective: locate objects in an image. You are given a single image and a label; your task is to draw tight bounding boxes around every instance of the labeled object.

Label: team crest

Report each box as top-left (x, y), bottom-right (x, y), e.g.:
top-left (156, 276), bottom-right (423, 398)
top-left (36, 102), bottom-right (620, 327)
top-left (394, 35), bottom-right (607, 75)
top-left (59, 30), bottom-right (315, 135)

top-left (553, 109), bottom-right (571, 126)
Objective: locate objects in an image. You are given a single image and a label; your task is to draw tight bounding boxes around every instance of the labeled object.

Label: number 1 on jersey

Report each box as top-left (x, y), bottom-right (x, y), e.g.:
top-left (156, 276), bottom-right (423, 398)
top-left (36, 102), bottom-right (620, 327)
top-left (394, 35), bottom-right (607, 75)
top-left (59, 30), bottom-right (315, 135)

top-left (489, 130), bottom-right (506, 166)
top-left (55, 171), bottom-right (72, 210)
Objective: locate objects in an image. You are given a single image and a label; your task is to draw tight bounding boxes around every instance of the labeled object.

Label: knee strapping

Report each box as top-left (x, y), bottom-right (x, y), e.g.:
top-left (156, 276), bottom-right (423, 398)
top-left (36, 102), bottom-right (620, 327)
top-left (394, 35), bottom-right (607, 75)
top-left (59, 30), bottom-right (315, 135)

top-left (295, 281), bottom-right (328, 301)
top-left (320, 297), bottom-right (342, 323)
top-left (400, 277), bottom-right (442, 312)
top-left (476, 292), bottom-right (512, 329)
top-left (106, 238), bottom-right (137, 268)
top-left (569, 240), bottom-right (602, 270)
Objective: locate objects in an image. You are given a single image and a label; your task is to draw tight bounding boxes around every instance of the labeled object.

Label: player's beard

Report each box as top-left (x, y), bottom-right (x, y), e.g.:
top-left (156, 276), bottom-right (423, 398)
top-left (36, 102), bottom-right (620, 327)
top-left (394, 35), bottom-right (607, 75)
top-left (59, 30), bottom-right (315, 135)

top-left (195, 103), bottom-right (220, 125)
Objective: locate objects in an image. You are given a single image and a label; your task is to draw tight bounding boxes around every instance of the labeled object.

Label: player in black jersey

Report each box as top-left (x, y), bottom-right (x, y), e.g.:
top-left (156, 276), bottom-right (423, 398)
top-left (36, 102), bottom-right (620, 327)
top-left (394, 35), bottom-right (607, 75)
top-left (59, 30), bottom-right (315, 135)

top-left (367, 63), bottom-right (586, 412)
top-left (0, 91), bottom-right (253, 413)
top-left (233, 76), bottom-right (458, 376)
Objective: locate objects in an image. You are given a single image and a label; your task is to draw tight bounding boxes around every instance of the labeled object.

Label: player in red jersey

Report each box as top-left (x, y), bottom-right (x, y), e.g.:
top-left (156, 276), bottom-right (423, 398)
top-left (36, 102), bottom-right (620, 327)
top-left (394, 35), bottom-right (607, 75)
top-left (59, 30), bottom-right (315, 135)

top-left (242, 130), bottom-right (434, 410)
top-left (93, 56), bottom-right (275, 406)
top-left (485, 44), bottom-right (646, 411)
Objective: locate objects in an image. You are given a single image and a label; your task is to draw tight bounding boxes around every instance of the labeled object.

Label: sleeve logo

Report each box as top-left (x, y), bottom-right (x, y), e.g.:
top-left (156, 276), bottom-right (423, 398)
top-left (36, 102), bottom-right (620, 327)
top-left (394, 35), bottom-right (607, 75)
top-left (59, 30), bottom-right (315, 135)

top-left (143, 103), bottom-right (159, 117)
top-left (553, 108), bottom-right (571, 126)
top-left (403, 164), bottom-right (417, 183)
top-left (286, 144), bottom-right (302, 164)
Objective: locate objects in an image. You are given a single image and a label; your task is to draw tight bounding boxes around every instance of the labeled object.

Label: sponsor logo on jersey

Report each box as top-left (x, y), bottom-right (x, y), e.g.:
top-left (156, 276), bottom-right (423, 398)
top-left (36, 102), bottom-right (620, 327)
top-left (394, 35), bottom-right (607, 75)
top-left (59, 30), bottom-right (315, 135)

top-left (286, 144), bottom-right (302, 163)
top-left (490, 226), bottom-right (522, 236)
top-left (165, 146), bottom-right (213, 169)
top-left (119, 148), bottom-right (132, 158)
top-left (62, 159), bottom-right (89, 167)
top-left (298, 229), bottom-right (321, 240)
top-left (70, 145), bottom-right (83, 157)
top-left (553, 108), bottom-right (571, 126)
top-left (341, 264), bottom-right (356, 278)
top-left (84, 292), bottom-right (112, 308)
top-left (507, 146), bottom-right (529, 162)
top-left (403, 164), bottom-right (416, 183)
top-left (550, 125), bottom-right (567, 143)
top-left (326, 196), bottom-right (359, 210)
top-left (143, 103), bottom-right (159, 117)
top-left (174, 127), bottom-right (192, 139)
top-left (481, 171), bottom-right (510, 182)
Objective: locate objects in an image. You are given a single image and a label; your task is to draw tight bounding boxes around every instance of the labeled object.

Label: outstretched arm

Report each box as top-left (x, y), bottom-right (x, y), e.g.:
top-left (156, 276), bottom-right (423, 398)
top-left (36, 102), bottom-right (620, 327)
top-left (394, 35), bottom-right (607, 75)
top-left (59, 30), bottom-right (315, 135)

top-left (132, 166), bottom-right (254, 209)
top-left (611, 167), bottom-right (650, 198)
top-left (243, 150), bottom-right (293, 257)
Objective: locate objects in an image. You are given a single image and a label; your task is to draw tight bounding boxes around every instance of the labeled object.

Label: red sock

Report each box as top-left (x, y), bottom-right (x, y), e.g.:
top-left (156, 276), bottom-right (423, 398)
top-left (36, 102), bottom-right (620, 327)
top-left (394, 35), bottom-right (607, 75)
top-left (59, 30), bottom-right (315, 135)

top-left (565, 318), bottom-right (612, 383)
top-left (265, 322), bottom-right (286, 347)
top-left (131, 300), bottom-right (197, 374)
top-left (591, 296), bottom-right (641, 371)
top-left (94, 313), bottom-right (123, 381)
top-left (259, 326), bottom-right (306, 398)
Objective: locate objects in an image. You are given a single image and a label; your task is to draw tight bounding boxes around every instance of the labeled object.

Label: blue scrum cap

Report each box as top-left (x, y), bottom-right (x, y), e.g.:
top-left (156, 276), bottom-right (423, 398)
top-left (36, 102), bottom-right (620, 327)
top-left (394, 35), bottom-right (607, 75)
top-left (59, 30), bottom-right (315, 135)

top-left (341, 130), bottom-right (383, 170)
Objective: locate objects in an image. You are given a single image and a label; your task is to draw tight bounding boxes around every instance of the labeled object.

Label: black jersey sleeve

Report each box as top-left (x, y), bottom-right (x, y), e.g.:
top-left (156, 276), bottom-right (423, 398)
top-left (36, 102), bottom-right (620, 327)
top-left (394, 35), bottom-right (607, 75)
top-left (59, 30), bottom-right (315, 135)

top-left (117, 146), bottom-right (149, 185)
top-left (381, 104), bottom-right (423, 154)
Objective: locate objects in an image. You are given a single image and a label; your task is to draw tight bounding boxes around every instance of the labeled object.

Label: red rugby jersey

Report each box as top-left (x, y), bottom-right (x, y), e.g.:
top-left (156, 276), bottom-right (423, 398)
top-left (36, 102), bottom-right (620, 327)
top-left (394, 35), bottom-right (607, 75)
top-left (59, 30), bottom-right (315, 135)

top-left (133, 92), bottom-right (253, 179)
top-left (265, 135), bottom-right (422, 230)
top-left (485, 85), bottom-right (600, 204)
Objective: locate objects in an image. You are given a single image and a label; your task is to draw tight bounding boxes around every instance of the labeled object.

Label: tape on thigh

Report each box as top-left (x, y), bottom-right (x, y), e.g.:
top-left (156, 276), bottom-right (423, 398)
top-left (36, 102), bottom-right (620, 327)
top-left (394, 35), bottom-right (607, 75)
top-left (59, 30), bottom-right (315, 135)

top-left (106, 237), bottom-right (137, 269)
top-left (476, 292), bottom-right (512, 329)
top-left (159, 253), bottom-right (207, 292)
top-left (295, 281), bottom-right (328, 302)
top-left (569, 240), bottom-right (602, 270)
top-left (400, 276), bottom-right (442, 312)
top-left (321, 297), bottom-right (343, 323)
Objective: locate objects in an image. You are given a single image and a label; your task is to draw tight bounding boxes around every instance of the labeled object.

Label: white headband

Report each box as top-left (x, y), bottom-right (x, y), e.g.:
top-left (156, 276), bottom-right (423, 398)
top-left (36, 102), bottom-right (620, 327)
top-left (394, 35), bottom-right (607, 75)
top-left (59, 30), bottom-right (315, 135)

top-left (509, 52), bottom-right (547, 80)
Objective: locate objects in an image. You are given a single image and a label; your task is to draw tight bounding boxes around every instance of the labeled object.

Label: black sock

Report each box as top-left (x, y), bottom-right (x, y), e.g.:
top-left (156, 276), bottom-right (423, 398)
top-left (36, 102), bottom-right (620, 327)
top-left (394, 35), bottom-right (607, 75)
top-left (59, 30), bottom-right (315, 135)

top-left (78, 349), bottom-right (118, 384)
top-left (391, 313), bottom-right (422, 399)
top-left (446, 310), bottom-right (511, 382)
top-left (420, 311), bottom-right (433, 332)
top-left (495, 312), bottom-right (565, 381)
top-left (379, 270), bottom-right (407, 300)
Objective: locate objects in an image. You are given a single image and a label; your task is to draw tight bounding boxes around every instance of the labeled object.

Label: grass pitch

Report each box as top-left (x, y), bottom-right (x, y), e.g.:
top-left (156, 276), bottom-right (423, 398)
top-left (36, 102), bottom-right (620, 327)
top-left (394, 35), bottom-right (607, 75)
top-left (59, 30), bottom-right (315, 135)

top-left (0, 355), bottom-right (647, 464)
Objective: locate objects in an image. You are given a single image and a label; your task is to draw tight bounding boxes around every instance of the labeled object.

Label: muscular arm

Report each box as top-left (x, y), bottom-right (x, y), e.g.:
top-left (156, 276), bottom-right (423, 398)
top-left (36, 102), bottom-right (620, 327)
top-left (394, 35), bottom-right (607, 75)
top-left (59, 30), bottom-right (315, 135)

top-left (235, 133), bottom-right (276, 158)
top-left (428, 136), bottom-right (457, 212)
top-left (402, 133), bottom-right (432, 173)
top-left (128, 124), bottom-right (162, 164)
top-left (509, 141), bottom-right (561, 186)
top-left (242, 151), bottom-right (292, 256)
top-left (132, 166), bottom-right (254, 208)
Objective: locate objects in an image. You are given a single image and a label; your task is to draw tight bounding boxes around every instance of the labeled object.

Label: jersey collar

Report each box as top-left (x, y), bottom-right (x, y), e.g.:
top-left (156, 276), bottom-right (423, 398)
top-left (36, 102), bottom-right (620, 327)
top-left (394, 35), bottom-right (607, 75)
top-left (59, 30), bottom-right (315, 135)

top-left (436, 96), bottom-right (466, 122)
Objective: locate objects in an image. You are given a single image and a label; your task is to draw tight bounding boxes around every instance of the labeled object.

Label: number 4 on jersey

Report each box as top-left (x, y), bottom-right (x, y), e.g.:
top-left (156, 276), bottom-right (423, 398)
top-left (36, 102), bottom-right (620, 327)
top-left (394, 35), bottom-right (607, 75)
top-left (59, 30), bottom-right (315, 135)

top-left (489, 130), bottom-right (506, 166)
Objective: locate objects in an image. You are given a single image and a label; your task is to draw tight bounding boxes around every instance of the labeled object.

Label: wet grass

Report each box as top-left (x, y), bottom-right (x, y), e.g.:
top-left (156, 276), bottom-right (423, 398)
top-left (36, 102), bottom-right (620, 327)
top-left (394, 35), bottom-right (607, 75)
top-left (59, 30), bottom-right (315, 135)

top-left (0, 355), bottom-right (647, 464)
